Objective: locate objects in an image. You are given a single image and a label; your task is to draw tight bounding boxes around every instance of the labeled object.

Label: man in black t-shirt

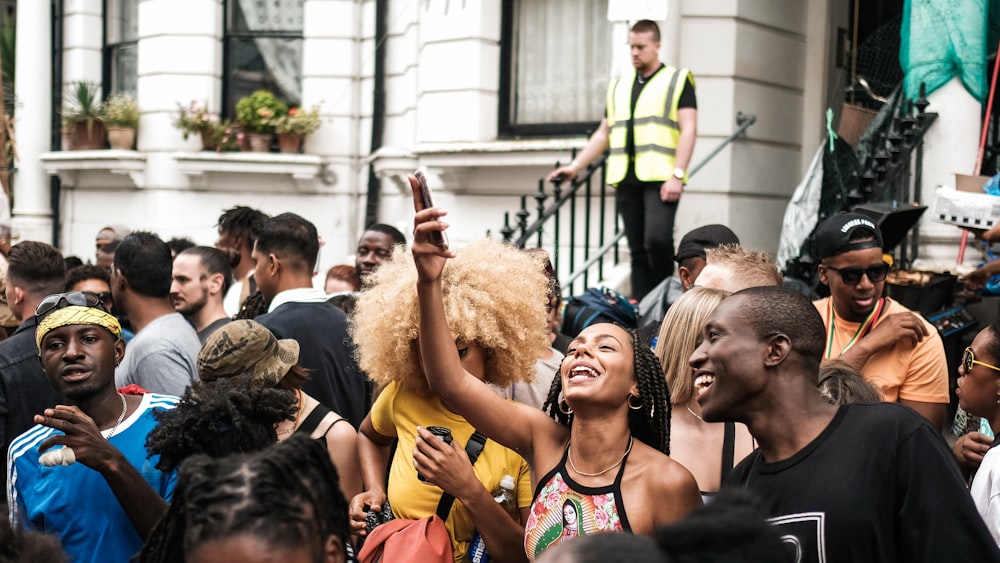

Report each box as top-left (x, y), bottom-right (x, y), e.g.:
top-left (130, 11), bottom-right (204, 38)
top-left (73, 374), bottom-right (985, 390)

top-left (689, 286), bottom-right (1000, 562)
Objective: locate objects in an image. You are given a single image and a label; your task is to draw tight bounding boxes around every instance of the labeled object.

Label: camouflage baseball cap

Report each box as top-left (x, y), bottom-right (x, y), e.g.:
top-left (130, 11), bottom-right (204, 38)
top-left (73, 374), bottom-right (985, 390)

top-left (198, 319), bottom-right (300, 388)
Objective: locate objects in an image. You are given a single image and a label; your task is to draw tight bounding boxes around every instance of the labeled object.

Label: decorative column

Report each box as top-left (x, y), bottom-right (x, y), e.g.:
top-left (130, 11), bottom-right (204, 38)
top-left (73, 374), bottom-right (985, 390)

top-left (416, 0), bottom-right (501, 143)
top-left (62, 0), bottom-right (104, 89)
top-left (11, 0), bottom-right (54, 243)
top-left (136, 0), bottom-right (223, 187)
top-left (301, 0), bottom-right (365, 262)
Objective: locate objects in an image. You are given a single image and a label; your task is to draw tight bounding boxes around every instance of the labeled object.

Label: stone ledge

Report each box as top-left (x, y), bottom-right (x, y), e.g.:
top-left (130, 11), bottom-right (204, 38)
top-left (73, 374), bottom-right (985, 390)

top-left (41, 150), bottom-right (147, 189)
top-left (174, 151), bottom-right (330, 191)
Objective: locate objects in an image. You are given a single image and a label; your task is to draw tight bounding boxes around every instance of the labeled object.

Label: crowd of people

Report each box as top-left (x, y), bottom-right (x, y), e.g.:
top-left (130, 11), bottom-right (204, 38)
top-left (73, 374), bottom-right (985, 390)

top-left (2, 16), bottom-right (1000, 563)
top-left (0, 172), bottom-right (999, 563)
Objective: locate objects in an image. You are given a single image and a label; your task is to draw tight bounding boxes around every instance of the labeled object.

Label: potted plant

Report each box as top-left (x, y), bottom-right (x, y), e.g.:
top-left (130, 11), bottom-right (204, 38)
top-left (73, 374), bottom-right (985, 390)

top-left (271, 105), bottom-right (321, 153)
top-left (100, 94), bottom-right (139, 150)
top-left (174, 101), bottom-right (219, 150)
top-left (234, 90), bottom-right (287, 151)
top-left (206, 120), bottom-right (243, 152)
top-left (63, 81), bottom-right (104, 150)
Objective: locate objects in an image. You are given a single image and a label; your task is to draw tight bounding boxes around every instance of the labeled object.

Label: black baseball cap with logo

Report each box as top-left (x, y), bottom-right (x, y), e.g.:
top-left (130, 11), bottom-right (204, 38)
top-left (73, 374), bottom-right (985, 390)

top-left (813, 212), bottom-right (884, 261)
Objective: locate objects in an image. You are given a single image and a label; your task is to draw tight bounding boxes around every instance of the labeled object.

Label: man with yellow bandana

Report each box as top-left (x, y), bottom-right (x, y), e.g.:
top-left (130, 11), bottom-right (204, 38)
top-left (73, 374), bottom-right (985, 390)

top-left (548, 19), bottom-right (697, 301)
top-left (7, 292), bottom-right (178, 563)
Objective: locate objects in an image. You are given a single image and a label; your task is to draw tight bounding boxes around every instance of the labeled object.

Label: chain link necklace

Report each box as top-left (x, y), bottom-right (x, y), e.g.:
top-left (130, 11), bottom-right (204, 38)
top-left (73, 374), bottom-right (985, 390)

top-left (105, 393), bottom-right (128, 439)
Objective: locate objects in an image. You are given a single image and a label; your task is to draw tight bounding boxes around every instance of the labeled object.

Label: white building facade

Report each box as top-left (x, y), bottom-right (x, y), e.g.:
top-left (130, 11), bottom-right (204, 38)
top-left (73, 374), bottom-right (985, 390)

top-left (10, 0), bottom-right (983, 284)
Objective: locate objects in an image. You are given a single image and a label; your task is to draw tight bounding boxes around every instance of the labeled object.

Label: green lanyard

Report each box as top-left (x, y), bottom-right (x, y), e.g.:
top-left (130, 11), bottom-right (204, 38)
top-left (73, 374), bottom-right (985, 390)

top-left (825, 297), bottom-right (886, 359)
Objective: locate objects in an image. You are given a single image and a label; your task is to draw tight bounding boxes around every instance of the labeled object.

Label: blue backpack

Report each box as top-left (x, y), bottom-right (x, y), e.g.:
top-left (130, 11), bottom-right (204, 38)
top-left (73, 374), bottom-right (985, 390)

top-left (561, 287), bottom-right (637, 336)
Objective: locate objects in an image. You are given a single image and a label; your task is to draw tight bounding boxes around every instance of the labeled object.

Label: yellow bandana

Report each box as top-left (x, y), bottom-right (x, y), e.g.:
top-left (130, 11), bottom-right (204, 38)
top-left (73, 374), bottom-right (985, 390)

top-left (36, 306), bottom-right (123, 349)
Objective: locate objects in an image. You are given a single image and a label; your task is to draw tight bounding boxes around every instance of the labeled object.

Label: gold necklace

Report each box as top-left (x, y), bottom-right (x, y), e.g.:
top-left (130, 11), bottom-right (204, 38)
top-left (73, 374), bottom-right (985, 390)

top-left (686, 405), bottom-right (703, 422)
top-left (567, 436), bottom-right (634, 477)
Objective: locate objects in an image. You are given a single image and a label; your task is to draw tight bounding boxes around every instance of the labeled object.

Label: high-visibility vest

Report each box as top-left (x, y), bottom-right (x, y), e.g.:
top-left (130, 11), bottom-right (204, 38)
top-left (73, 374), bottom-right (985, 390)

top-left (605, 65), bottom-right (691, 185)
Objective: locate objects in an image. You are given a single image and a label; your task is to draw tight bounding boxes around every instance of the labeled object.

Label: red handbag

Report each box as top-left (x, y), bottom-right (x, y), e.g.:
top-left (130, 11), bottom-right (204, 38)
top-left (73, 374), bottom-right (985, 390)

top-left (357, 514), bottom-right (454, 563)
top-left (358, 431), bottom-right (487, 563)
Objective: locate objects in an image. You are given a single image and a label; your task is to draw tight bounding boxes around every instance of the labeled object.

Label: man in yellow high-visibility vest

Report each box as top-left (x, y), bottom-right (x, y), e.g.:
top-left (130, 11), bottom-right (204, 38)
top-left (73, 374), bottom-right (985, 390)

top-left (548, 19), bottom-right (697, 301)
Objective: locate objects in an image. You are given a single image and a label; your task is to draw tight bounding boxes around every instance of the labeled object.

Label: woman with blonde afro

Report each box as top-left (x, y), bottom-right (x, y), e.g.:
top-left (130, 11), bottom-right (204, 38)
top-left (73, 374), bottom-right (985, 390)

top-left (349, 238), bottom-right (549, 563)
top-left (407, 177), bottom-right (701, 561)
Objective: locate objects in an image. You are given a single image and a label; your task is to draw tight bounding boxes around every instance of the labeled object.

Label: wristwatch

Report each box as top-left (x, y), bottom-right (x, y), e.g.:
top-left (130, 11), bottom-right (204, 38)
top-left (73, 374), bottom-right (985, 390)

top-left (672, 168), bottom-right (686, 182)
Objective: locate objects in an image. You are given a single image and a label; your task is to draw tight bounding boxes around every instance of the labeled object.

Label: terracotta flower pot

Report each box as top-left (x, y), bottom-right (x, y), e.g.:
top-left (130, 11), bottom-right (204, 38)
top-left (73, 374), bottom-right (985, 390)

top-left (247, 132), bottom-right (272, 152)
top-left (278, 133), bottom-right (303, 154)
top-left (107, 126), bottom-right (136, 150)
top-left (200, 128), bottom-right (215, 150)
top-left (71, 120), bottom-right (106, 150)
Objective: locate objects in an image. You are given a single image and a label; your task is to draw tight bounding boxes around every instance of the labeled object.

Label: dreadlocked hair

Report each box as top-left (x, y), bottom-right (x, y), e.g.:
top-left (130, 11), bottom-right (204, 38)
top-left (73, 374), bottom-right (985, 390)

top-left (145, 380), bottom-right (296, 472)
top-left (217, 206), bottom-right (269, 242)
top-left (541, 325), bottom-right (672, 455)
top-left (138, 434), bottom-right (349, 563)
top-left (234, 290), bottom-right (268, 320)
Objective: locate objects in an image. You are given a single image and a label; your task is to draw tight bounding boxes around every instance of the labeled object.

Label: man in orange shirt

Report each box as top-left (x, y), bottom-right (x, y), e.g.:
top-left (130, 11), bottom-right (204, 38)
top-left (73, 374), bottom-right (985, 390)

top-left (812, 213), bottom-right (949, 428)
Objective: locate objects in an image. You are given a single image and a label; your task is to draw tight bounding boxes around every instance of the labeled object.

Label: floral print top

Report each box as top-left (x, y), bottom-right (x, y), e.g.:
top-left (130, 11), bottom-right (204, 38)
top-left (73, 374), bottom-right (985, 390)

top-left (523, 444), bottom-right (632, 559)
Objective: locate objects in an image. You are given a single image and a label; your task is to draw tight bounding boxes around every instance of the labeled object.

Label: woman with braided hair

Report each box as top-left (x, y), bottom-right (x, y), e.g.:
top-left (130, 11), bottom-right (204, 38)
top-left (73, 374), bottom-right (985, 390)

top-left (406, 176), bottom-right (700, 560)
top-left (138, 434), bottom-right (351, 563)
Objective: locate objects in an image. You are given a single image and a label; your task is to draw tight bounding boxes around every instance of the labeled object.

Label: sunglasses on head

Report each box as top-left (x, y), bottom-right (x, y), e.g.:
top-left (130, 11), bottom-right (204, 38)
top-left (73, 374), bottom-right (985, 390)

top-left (34, 291), bottom-right (108, 319)
top-left (823, 263), bottom-right (889, 286)
top-left (963, 347), bottom-right (1000, 375)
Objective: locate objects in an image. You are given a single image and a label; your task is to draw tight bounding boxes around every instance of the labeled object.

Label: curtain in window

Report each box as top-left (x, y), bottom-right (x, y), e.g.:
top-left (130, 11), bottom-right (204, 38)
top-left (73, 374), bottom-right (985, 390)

top-left (235, 0), bottom-right (304, 102)
top-left (512, 0), bottom-right (610, 124)
top-left (107, 0), bottom-right (139, 97)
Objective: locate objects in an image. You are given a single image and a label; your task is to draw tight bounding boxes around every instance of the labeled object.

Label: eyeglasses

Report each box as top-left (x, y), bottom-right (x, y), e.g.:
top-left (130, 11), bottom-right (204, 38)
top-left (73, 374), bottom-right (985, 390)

top-left (823, 263), bottom-right (889, 285)
top-left (34, 291), bottom-right (108, 319)
top-left (963, 347), bottom-right (1000, 375)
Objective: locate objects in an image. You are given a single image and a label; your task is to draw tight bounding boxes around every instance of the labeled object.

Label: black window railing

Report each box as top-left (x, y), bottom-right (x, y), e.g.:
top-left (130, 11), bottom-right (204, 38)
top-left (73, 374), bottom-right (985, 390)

top-left (498, 112), bottom-right (757, 296)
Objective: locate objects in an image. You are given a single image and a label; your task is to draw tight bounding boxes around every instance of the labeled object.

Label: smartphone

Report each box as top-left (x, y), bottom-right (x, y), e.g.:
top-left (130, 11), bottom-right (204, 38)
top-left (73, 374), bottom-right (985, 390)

top-left (414, 170), bottom-right (449, 249)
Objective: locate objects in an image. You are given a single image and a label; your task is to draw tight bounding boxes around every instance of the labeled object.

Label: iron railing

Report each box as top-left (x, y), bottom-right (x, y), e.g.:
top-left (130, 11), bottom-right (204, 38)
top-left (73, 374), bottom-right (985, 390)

top-left (499, 112), bottom-right (757, 295)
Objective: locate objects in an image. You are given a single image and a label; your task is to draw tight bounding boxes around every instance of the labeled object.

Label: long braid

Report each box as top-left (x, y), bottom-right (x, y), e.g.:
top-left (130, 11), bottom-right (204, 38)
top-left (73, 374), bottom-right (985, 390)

top-left (628, 328), bottom-right (672, 455)
top-left (137, 456), bottom-right (220, 563)
top-left (234, 290), bottom-right (268, 320)
top-left (542, 355), bottom-right (571, 427)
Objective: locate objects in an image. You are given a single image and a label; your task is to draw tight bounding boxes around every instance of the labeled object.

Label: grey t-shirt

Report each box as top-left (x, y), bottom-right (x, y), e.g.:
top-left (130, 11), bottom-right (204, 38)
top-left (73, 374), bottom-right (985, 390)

top-left (197, 317), bottom-right (231, 344)
top-left (115, 312), bottom-right (201, 396)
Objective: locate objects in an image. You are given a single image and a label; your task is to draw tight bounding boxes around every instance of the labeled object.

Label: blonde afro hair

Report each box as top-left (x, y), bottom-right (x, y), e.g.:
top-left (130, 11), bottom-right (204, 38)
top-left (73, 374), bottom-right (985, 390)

top-left (351, 238), bottom-right (550, 392)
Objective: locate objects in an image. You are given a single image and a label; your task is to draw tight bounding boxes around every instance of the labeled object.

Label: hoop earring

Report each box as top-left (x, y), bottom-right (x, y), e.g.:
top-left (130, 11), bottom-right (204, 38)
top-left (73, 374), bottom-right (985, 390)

top-left (628, 395), bottom-right (643, 410)
top-left (559, 400), bottom-right (573, 415)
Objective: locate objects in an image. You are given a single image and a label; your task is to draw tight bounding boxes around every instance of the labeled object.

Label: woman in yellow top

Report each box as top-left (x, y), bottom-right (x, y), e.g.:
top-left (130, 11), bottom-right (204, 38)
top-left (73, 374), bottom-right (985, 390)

top-left (349, 239), bottom-right (542, 563)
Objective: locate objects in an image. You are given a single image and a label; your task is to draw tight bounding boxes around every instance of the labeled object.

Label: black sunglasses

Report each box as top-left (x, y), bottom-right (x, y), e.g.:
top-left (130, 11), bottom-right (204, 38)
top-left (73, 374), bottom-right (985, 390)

top-left (34, 291), bottom-right (108, 319)
top-left (823, 263), bottom-right (889, 286)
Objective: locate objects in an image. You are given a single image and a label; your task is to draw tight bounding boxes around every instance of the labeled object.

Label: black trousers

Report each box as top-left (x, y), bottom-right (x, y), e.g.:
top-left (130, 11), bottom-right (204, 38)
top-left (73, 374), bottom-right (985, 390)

top-left (616, 180), bottom-right (677, 301)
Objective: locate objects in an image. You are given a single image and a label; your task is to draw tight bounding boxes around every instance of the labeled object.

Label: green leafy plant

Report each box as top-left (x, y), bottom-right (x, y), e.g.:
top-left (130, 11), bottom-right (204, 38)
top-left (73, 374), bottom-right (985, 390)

top-left (100, 94), bottom-right (139, 128)
top-left (271, 105), bottom-right (321, 136)
top-left (63, 81), bottom-right (102, 125)
top-left (235, 90), bottom-right (287, 134)
top-left (174, 101), bottom-right (218, 140)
